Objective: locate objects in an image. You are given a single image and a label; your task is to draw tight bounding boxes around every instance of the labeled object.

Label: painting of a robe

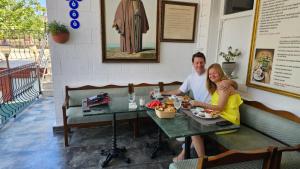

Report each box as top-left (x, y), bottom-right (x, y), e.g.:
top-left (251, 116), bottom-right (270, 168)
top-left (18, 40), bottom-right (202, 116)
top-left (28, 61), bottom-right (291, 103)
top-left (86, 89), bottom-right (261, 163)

top-left (113, 0), bottom-right (149, 53)
top-left (101, 0), bottom-right (160, 62)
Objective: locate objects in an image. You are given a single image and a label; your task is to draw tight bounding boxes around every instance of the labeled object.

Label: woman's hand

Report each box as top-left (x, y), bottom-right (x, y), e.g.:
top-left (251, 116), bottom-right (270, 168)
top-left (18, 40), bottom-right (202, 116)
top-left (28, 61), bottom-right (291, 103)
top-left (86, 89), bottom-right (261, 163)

top-left (189, 100), bottom-right (197, 107)
top-left (189, 100), bottom-right (204, 107)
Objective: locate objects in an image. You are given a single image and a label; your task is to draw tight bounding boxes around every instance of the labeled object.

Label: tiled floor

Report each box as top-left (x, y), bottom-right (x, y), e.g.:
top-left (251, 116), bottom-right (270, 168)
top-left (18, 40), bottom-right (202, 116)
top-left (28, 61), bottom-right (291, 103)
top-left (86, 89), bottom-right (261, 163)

top-left (0, 97), bottom-right (180, 169)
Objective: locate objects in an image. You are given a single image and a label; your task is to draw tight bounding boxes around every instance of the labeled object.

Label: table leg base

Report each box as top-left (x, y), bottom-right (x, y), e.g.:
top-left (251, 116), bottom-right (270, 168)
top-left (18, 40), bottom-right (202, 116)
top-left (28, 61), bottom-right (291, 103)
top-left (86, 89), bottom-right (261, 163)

top-left (147, 142), bottom-right (175, 159)
top-left (100, 147), bottom-right (131, 168)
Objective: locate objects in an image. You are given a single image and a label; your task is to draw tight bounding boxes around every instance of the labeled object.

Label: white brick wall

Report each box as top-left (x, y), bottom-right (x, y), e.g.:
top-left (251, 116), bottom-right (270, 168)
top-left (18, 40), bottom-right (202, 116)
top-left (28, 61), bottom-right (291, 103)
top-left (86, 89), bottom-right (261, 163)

top-left (46, 0), bottom-right (211, 126)
top-left (47, 0), bottom-right (300, 125)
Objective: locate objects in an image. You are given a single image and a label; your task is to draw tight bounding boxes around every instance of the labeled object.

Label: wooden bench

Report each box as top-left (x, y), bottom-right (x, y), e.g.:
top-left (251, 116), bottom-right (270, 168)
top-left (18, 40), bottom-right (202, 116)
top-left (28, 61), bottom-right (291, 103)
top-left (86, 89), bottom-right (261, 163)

top-left (62, 81), bottom-right (183, 146)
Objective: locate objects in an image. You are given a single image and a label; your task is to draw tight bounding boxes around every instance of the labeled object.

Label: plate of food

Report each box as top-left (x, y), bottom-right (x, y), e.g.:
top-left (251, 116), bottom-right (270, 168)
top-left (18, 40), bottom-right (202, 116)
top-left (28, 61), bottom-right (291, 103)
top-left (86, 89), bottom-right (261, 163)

top-left (191, 108), bottom-right (219, 119)
top-left (164, 98), bottom-right (174, 105)
top-left (146, 100), bottom-right (162, 109)
top-left (178, 95), bottom-right (192, 109)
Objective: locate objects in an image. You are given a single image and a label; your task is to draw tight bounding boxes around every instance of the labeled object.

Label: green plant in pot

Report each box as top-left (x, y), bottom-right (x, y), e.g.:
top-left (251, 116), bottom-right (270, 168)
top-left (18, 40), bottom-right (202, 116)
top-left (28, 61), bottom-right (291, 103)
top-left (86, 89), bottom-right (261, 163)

top-left (48, 21), bottom-right (70, 44)
top-left (219, 46), bottom-right (241, 78)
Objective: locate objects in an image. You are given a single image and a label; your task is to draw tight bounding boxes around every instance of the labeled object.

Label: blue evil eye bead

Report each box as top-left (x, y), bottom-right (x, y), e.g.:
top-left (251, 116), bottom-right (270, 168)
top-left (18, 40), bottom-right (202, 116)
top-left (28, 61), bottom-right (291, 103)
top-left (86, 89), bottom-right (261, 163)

top-left (70, 20), bottom-right (80, 29)
top-left (69, 0), bottom-right (79, 9)
top-left (69, 10), bottom-right (79, 19)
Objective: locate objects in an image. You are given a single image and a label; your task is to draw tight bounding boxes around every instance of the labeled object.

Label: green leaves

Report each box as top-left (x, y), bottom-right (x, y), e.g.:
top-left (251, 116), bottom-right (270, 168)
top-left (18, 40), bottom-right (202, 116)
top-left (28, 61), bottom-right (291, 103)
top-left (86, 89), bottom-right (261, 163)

top-left (0, 0), bottom-right (46, 33)
top-left (47, 21), bottom-right (69, 35)
top-left (219, 46), bottom-right (242, 62)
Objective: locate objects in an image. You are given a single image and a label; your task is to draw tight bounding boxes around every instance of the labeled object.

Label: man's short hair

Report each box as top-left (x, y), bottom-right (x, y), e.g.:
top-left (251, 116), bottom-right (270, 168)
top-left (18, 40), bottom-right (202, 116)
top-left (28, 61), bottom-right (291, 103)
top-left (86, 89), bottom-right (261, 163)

top-left (192, 52), bottom-right (206, 63)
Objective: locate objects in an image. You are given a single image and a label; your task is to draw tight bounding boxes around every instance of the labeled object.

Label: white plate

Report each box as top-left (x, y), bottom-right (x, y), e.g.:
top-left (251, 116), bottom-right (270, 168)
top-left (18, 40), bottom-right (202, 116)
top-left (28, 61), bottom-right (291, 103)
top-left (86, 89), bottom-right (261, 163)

top-left (191, 107), bottom-right (204, 113)
top-left (253, 69), bottom-right (264, 81)
top-left (191, 109), bottom-right (219, 119)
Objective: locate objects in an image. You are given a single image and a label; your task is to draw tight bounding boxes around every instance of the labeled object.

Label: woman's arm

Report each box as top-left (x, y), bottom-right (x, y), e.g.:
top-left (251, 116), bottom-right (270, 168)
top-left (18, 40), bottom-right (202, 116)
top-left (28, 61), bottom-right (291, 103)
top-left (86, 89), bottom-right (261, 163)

top-left (192, 90), bottom-right (230, 111)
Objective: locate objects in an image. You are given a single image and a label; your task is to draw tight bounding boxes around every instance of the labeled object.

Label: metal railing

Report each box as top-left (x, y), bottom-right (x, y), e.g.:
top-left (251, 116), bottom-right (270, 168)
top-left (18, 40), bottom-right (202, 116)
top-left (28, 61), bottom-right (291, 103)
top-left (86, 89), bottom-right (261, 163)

top-left (0, 29), bottom-right (49, 126)
top-left (0, 63), bottom-right (40, 125)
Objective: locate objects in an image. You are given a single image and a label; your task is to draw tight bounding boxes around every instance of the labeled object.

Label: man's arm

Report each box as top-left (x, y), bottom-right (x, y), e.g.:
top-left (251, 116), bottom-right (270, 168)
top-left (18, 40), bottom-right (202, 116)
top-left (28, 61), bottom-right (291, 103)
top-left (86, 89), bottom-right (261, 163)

top-left (160, 89), bottom-right (183, 96)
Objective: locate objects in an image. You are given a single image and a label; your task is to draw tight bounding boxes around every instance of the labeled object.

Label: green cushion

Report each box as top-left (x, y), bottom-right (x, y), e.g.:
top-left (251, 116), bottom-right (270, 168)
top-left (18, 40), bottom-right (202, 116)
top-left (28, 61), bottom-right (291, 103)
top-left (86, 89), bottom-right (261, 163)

top-left (280, 151), bottom-right (300, 169)
top-left (209, 125), bottom-right (285, 150)
top-left (163, 85), bottom-right (181, 91)
top-left (66, 107), bottom-right (137, 124)
top-left (68, 87), bottom-right (128, 106)
top-left (169, 159), bottom-right (263, 169)
top-left (134, 86), bottom-right (159, 97)
top-left (240, 104), bottom-right (300, 146)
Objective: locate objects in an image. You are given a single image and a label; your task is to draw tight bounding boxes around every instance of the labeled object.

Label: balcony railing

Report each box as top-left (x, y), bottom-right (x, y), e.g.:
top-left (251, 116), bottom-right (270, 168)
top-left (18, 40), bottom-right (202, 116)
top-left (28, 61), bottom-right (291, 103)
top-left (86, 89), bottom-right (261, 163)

top-left (0, 29), bottom-right (49, 126)
top-left (0, 63), bottom-right (41, 125)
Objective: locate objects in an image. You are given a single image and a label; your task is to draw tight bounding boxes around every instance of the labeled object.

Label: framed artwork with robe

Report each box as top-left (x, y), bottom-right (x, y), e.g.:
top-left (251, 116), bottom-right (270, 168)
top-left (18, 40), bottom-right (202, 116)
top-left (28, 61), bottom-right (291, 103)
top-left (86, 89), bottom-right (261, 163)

top-left (101, 0), bottom-right (161, 63)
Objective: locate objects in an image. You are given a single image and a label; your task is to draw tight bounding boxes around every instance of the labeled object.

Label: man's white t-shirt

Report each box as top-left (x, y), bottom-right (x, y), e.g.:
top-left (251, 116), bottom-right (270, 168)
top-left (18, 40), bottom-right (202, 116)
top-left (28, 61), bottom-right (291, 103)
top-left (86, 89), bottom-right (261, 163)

top-left (179, 71), bottom-right (210, 103)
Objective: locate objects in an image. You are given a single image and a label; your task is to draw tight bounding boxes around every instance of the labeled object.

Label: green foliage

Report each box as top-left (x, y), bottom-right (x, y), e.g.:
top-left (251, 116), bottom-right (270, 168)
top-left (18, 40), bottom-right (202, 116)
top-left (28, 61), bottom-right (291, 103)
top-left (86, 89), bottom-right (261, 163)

top-left (0, 0), bottom-right (46, 33)
top-left (219, 46), bottom-right (242, 62)
top-left (47, 21), bottom-right (69, 35)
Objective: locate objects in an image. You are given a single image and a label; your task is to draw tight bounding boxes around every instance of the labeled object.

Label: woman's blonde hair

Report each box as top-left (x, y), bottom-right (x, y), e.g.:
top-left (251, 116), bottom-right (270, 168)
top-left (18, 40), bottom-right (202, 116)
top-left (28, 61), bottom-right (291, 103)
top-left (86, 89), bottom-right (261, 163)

top-left (206, 63), bottom-right (228, 94)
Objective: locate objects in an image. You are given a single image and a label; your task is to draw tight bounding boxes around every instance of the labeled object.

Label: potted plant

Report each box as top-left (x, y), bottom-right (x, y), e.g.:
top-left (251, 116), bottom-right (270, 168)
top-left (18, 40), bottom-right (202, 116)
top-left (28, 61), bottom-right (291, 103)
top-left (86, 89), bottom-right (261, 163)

top-left (47, 21), bottom-right (70, 44)
top-left (219, 46), bottom-right (241, 77)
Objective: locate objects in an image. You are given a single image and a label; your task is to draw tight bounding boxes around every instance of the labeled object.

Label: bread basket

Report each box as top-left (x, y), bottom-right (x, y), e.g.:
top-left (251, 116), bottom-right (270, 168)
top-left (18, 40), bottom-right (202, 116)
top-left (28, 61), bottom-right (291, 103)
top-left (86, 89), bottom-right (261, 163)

top-left (155, 109), bottom-right (176, 118)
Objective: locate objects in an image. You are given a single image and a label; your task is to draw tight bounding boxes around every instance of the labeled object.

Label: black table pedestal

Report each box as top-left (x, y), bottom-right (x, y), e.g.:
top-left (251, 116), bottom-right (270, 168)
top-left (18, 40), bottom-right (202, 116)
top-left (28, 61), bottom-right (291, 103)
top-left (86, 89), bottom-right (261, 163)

top-left (148, 127), bottom-right (175, 159)
top-left (101, 113), bottom-right (130, 168)
top-left (184, 136), bottom-right (191, 159)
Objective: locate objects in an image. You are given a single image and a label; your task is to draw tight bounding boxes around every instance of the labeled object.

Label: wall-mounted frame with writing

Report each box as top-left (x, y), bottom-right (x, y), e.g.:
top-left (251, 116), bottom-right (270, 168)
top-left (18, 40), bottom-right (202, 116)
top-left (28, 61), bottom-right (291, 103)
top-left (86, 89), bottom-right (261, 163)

top-left (246, 0), bottom-right (300, 99)
top-left (100, 0), bottom-right (161, 63)
top-left (161, 1), bottom-right (197, 42)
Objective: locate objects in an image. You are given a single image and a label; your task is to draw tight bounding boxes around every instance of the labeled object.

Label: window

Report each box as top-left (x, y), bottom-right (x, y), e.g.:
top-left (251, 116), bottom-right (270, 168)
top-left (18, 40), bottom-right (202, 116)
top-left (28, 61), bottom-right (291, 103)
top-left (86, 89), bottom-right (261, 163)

top-left (224, 0), bottom-right (254, 15)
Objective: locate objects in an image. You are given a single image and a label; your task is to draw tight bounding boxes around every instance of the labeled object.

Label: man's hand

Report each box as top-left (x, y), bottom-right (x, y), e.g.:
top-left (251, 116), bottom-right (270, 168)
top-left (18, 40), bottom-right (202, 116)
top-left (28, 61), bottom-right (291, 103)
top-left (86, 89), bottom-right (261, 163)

top-left (219, 80), bottom-right (238, 90)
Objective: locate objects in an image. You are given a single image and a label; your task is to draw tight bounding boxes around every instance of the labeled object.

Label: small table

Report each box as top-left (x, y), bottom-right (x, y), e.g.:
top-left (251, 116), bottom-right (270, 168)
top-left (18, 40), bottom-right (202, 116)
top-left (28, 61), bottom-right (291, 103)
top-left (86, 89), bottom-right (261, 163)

top-left (85, 96), bottom-right (148, 168)
top-left (146, 110), bottom-right (240, 159)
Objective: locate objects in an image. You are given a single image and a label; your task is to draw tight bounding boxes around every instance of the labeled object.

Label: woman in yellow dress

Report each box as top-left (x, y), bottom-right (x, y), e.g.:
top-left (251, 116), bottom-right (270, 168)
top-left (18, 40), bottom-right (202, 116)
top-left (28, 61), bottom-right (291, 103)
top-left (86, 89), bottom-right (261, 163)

top-left (173, 63), bottom-right (243, 161)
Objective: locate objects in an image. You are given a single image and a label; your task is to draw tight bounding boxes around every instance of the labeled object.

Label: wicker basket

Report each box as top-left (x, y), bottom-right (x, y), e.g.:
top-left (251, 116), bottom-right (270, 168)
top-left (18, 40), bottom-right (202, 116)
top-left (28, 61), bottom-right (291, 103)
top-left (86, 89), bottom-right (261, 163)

top-left (155, 109), bottom-right (176, 118)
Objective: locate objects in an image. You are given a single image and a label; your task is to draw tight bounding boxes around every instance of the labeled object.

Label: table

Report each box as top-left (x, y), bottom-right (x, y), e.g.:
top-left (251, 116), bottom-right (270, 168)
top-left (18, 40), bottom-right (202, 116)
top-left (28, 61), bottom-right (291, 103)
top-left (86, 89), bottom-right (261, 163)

top-left (146, 110), bottom-right (240, 159)
top-left (86, 96), bottom-right (148, 168)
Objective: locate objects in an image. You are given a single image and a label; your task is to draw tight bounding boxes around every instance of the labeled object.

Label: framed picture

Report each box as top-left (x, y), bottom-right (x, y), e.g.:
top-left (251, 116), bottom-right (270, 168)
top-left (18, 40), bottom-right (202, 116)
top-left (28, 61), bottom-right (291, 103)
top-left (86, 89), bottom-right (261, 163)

top-left (246, 0), bottom-right (300, 99)
top-left (161, 1), bottom-right (197, 42)
top-left (100, 0), bottom-right (161, 63)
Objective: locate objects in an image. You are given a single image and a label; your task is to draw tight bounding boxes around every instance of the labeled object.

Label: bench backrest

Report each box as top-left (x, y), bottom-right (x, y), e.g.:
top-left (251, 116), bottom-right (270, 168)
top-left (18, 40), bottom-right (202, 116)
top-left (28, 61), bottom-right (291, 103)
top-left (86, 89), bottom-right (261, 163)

top-left (66, 85), bottom-right (129, 106)
top-left (129, 83), bottom-right (162, 97)
top-left (162, 81), bottom-right (182, 91)
top-left (240, 101), bottom-right (300, 146)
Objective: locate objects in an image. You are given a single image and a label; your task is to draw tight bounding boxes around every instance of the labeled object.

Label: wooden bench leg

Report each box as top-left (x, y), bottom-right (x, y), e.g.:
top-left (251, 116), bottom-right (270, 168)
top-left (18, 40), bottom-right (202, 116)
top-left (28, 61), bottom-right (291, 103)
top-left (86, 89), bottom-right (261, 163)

top-left (64, 125), bottom-right (69, 147)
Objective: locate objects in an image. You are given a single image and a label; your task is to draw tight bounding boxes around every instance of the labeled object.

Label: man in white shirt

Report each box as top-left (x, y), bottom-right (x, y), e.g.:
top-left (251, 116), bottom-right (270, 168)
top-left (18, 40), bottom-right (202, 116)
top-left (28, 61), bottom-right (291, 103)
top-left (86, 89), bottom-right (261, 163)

top-left (161, 52), bottom-right (237, 161)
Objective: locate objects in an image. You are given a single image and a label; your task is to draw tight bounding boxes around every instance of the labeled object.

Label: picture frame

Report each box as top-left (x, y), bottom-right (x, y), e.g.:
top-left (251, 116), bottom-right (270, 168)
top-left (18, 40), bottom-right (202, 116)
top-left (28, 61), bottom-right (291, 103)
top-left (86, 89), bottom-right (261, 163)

top-left (246, 0), bottom-right (300, 99)
top-left (161, 1), bottom-right (198, 42)
top-left (100, 0), bottom-right (161, 63)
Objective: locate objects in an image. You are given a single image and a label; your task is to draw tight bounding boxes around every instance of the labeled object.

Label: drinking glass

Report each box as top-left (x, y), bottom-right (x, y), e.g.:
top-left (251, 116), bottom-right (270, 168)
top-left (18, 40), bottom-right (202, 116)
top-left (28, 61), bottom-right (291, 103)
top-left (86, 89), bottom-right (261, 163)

top-left (153, 88), bottom-right (160, 99)
top-left (173, 98), bottom-right (182, 111)
top-left (128, 93), bottom-right (136, 103)
top-left (139, 96), bottom-right (145, 106)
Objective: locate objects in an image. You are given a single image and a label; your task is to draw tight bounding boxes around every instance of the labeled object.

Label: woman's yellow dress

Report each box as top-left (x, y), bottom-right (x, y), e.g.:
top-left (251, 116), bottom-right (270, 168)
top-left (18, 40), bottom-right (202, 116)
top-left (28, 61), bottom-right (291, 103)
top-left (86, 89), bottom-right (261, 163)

top-left (211, 91), bottom-right (243, 134)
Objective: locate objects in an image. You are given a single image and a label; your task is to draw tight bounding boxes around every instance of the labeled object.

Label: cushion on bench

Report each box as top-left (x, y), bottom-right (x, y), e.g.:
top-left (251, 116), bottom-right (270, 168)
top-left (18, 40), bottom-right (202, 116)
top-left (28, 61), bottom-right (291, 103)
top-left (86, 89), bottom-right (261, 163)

top-left (67, 107), bottom-right (137, 124)
top-left (240, 104), bottom-right (300, 146)
top-left (280, 151), bottom-right (300, 169)
top-left (169, 159), bottom-right (263, 169)
top-left (163, 85), bottom-right (181, 91)
top-left (209, 125), bottom-right (285, 150)
top-left (68, 87), bottom-right (128, 106)
top-left (134, 86), bottom-right (159, 97)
